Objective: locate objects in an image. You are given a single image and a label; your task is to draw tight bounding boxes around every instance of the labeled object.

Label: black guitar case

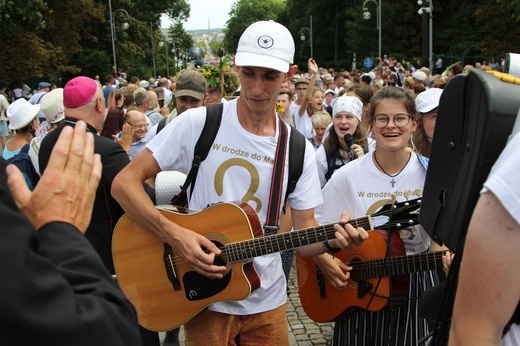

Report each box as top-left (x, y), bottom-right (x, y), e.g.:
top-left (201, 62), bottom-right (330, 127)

top-left (420, 68), bottom-right (520, 250)
top-left (418, 69), bottom-right (520, 345)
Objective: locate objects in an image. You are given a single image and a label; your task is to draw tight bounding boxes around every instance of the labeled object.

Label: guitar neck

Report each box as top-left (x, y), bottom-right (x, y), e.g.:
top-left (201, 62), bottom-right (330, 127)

top-left (354, 251), bottom-right (446, 280)
top-left (223, 216), bottom-right (373, 263)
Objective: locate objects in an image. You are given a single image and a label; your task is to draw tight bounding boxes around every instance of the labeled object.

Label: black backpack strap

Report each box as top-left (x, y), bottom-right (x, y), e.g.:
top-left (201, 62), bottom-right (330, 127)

top-left (324, 145), bottom-right (336, 182)
top-left (156, 117), bottom-right (167, 134)
top-left (171, 103), bottom-right (223, 209)
top-left (285, 127), bottom-right (305, 205)
top-left (20, 143), bottom-right (31, 154)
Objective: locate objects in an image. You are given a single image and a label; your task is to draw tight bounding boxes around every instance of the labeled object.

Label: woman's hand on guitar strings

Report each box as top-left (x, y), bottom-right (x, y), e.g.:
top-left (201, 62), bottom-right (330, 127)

top-left (332, 212), bottom-right (369, 250)
top-left (442, 250), bottom-right (454, 276)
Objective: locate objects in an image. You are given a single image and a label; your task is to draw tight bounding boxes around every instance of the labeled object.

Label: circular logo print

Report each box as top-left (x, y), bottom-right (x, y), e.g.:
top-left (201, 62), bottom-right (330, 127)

top-left (257, 35), bottom-right (274, 49)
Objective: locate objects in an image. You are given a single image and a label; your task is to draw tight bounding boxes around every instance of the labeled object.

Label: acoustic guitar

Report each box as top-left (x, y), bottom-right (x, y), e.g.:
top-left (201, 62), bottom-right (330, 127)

top-left (112, 198), bottom-right (421, 331)
top-left (296, 230), bottom-right (445, 323)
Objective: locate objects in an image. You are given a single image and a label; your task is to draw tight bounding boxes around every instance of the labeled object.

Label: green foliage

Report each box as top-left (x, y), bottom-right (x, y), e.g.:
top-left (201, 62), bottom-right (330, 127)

top-left (0, 0), bottom-right (190, 84)
top-left (2, 0), bottom-right (520, 86)
top-left (222, 0), bottom-right (286, 54)
top-left (282, 0), bottom-right (520, 70)
top-left (209, 40), bottom-right (224, 57)
top-left (497, 0), bottom-right (520, 22)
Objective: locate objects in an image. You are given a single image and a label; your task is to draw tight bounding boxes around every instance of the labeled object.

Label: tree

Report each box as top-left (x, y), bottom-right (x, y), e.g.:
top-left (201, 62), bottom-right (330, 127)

top-left (0, 0), bottom-right (104, 85)
top-left (222, 0), bottom-right (286, 55)
top-left (0, 0), bottom-right (191, 85)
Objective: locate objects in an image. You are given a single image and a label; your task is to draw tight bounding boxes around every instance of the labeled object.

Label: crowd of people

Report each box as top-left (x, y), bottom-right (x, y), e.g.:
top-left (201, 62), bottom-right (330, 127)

top-left (1, 19), bottom-right (517, 346)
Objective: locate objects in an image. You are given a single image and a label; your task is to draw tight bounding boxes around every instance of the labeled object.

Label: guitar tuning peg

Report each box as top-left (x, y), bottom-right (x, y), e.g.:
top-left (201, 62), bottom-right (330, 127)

top-left (391, 193), bottom-right (397, 201)
top-left (404, 190), bottom-right (410, 200)
top-left (415, 188), bottom-right (422, 197)
top-left (412, 226), bottom-right (419, 235)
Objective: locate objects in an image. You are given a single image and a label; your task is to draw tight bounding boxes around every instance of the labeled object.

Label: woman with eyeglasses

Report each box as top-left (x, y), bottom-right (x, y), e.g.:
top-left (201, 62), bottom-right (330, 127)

top-left (312, 87), bottom-right (451, 345)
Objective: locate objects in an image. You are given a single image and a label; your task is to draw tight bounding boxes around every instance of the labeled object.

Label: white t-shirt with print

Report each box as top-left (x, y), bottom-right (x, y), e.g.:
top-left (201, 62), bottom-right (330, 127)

top-left (316, 151), bottom-right (430, 255)
top-left (482, 133), bottom-right (520, 346)
top-left (147, 98), bottom-right (323, 315)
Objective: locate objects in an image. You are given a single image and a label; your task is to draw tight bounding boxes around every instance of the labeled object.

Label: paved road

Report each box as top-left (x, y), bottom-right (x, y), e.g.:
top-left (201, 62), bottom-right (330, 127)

top-left (160, 257), bottom-right (335, 345)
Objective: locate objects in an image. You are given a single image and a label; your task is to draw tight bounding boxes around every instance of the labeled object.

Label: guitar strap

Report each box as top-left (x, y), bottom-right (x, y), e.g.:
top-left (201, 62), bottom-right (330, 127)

top-left (264, 119), bottom-right (288, 236)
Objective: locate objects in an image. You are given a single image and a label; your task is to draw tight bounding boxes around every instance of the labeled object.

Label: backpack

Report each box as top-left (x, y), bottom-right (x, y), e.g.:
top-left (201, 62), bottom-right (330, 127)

top-left (171, 103), bottom-right (306, 214)
top-left (156, 116), bottom-right (167, 134)
top-left (6, 143), bottom-right (40, 190)
top-left (324, 146), bottom-right (343, 182)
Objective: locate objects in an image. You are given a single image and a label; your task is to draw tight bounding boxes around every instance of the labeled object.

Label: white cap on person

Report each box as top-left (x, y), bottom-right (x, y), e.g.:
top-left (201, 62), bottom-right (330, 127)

top-left (235, 20), bottom-right (295, 73)
top-left (415, 88), bottom-right (443, 113)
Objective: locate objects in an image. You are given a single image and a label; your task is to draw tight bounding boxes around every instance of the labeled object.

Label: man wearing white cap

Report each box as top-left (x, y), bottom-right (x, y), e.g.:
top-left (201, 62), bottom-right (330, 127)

top-left (323, 88), bottom-right (335, 115)
top-left (112, 20), bottom-right (367, 345)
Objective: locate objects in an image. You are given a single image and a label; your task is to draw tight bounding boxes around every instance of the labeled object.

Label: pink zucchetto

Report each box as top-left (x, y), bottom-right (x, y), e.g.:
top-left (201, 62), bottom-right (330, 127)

top-left (63, 76), bottom-right (98, 108)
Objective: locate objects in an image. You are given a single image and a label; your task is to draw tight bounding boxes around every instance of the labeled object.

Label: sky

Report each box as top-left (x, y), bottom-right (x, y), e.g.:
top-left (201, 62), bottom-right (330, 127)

top-left (161, 0), bottom-right (237, 31)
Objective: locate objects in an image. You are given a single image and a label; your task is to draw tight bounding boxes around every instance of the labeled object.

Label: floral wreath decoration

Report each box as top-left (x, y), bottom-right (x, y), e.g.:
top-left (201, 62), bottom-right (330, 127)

top-left (201, 57), bottom-right (239, 96)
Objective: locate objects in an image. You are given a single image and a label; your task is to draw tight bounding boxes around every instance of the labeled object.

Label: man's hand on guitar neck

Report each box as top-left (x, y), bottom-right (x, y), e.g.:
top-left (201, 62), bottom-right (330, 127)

top-left (164, 221), bottom-right (227, 279)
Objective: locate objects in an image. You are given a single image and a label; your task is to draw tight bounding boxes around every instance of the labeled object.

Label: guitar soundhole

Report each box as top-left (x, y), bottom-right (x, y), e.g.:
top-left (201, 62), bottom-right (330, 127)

top-left (349, 258), bottom-right (363, 282)
top-left (209, 240), bottom-right (228, 267)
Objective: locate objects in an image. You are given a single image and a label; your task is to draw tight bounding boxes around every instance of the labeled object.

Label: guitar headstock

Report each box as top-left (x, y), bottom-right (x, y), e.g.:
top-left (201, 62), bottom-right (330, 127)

top-left (370, 197), bottom-right (421, 232)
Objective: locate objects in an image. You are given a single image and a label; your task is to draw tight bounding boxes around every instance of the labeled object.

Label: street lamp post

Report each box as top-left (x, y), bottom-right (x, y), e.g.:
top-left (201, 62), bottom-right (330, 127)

top-left (108, 0), bottom-right (129, 76)
top-left (418, 0), bottom-right (433, 71)
top-left (171, 41), bottom-right (177, 75)
top-left (362, 0), bottom-right (381, 60)
top-left (299, 15), bottom-right (313, 58)
top-left (165, 41), bottom-right (169, 78)
top-left (150, 22), bottom-right (158, 79)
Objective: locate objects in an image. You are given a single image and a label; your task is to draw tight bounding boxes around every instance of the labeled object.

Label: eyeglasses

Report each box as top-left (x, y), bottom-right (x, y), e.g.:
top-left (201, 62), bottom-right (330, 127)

top-left (126, 122), bottom-right (147, 129)
top-left (372, 114), bottom-right (412, 128)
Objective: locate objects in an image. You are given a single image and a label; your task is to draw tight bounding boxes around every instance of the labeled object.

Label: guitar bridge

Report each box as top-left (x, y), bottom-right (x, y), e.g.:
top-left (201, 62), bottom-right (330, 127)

top-left (357, 280), bottom-right (373, 299)
top-left (316, 266), bottom-right (327, 299)
top-left (163, 243), bottom-right (182, 291)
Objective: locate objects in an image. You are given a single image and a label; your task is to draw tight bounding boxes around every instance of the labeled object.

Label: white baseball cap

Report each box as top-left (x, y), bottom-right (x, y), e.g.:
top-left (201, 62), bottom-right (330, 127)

top-left (415, 88), bottom-right (443, 113)
top-left (332, 96), bottom-right (363, 122)
top-left (235, 20), bottom-right (295, 73)
top-left (324, 89), bottom-right (335, 95)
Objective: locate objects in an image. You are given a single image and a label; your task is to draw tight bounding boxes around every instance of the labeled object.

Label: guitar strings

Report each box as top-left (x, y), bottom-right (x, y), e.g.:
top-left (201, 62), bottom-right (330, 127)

top-left (162, 201), bottom-right (419, 269)
top-left (349, 251), bottom-right (446, 274)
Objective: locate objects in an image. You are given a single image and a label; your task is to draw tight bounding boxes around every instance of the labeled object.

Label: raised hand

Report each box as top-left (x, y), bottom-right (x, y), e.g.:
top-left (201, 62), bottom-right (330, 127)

top-left (7, 121), bottom-right (102, 233)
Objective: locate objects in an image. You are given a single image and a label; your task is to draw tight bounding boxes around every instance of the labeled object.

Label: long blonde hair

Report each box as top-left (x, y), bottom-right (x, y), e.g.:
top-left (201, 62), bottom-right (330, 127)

top-left (307, 87), bottom-right (324, 116)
